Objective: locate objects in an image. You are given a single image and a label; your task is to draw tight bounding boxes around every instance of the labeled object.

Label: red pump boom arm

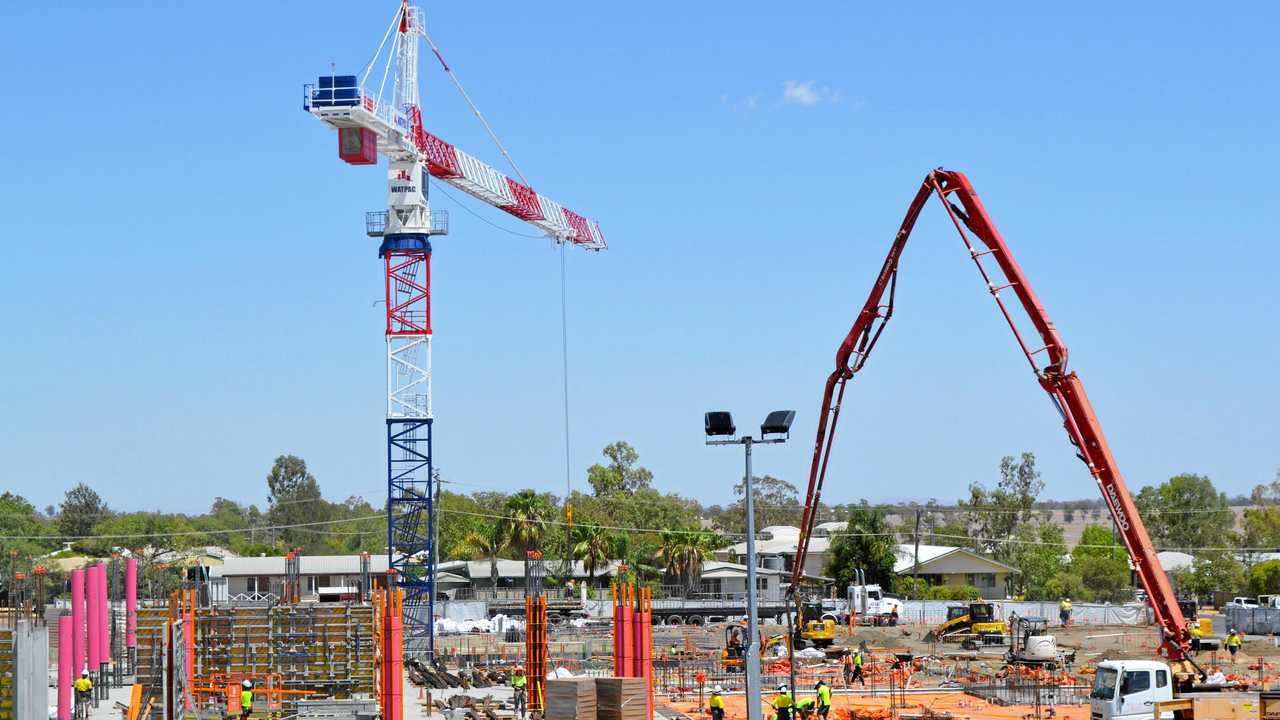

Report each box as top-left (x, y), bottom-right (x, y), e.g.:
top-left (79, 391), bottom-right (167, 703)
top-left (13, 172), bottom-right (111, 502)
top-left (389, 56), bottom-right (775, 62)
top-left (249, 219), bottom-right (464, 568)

top-left (791, 169), bottom-right (1189, 661)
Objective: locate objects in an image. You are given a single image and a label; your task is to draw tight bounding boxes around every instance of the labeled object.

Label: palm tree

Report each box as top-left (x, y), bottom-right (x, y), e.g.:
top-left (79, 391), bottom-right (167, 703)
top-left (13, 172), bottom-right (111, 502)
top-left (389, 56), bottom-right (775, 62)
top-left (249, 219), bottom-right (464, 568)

top-left (655, 531), bottom-right (687, 592)
top-left (503, 491), bottom-right (551, 556)
top-left (656, 530), bottom-right (722, 596)
top-left (459, 522), bottom-right (508, 591)
top-left (573, 524), bottom-right (611, 586)
top-left (679, 531), bottom-right (719, 596)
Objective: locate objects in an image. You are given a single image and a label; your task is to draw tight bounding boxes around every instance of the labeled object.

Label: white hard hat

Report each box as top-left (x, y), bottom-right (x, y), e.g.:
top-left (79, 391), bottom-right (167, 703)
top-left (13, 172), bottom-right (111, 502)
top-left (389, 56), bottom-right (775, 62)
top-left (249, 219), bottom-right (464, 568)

top-left (713, 685), bottom-right (723, 693)
top-left (242, 680), bottom-right (252, 688)
top-left (81, 670), bottom-right (89, 677)
top-left (778, 684), bottom-right (788, 692)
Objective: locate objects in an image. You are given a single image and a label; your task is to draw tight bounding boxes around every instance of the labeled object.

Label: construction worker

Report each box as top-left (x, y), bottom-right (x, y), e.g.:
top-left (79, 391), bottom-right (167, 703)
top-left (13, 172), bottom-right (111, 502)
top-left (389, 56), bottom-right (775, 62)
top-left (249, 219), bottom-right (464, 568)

top-left (793, 697), bottom-right (816, 720)
top-left (1227, 629), bottom-right (1243, 663)
top-left (814, 680), bottom-right (831, 720)
top-left (770, 684), bottom-right (794, 720)
top-left (511, 666), bottom-right (528, 720)
top-left (1058, 597), bottom-right (1072, 627)
top-left (709, 685), bottom-right (726, 720)
top-left (850, 650), bottom-right (866, 686)
top-left (889, 606), bottom-right (899, 627)
top-left (240, 680), bottom-right (254, 720)
top-left (1189, 622), bottom-right (1203, 655)
top-left (73, 671), bottom-right (92, 719)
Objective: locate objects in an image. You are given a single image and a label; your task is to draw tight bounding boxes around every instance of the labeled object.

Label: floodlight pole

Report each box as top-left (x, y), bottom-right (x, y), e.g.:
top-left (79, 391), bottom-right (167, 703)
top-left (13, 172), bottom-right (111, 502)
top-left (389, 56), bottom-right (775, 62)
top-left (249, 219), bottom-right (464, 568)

top-left (741, 436), bottom-right (763, 720)
top-left (708, 431), bottom-right (785, 720)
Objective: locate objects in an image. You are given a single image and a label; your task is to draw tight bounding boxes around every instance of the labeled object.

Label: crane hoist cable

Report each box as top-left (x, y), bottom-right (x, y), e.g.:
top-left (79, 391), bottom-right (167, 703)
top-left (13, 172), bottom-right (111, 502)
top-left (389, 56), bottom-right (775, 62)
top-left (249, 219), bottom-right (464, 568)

top-left (423, 20), bottom-right (578, 527)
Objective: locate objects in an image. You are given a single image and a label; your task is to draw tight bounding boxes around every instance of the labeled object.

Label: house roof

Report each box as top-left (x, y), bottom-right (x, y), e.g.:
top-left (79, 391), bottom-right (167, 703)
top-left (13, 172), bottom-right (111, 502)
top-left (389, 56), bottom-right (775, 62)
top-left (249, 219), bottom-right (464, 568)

top-left (699, 560), bottom-right (786, 579)
top-left (726, 525), bottom-right (832, 557)
top-left (1157, 551), bottom-right (1194, 573)
top-left (892, 544), bottom-right (1017, 575)
top-left (215, 555), bottom-right (390, 577)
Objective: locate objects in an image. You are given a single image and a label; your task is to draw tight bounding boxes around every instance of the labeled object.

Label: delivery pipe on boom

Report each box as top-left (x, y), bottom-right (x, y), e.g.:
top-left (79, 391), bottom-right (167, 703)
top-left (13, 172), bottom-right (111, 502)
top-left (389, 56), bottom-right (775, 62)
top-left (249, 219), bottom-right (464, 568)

top-left (788, 168), bottom-right (1191, 663)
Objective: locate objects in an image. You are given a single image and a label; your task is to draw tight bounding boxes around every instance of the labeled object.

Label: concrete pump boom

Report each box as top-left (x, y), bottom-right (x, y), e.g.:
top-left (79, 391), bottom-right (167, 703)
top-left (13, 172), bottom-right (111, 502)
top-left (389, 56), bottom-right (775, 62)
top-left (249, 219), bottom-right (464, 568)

top-left (789, 169), bottom-right (1190, 662)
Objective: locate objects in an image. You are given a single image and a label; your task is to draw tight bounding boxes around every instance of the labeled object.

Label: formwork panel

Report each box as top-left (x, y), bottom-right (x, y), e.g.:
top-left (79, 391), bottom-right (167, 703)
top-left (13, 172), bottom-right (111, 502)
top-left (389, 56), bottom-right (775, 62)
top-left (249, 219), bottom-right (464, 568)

top-left (136, 603), bottom-right (377, 709)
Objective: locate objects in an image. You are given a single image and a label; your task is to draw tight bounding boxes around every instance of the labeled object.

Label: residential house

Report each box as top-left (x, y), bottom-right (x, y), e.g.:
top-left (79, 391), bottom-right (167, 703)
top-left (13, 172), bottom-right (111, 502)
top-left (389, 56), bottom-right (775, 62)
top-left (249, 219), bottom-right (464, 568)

top-left (894, 544), bottom-right (1017, 600)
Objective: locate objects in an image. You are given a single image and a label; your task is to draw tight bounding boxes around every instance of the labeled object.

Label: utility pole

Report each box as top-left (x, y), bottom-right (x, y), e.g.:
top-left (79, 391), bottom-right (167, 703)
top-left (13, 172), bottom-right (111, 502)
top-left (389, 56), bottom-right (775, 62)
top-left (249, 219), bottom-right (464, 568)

top-left (912, 508), bottom-right (922, 597)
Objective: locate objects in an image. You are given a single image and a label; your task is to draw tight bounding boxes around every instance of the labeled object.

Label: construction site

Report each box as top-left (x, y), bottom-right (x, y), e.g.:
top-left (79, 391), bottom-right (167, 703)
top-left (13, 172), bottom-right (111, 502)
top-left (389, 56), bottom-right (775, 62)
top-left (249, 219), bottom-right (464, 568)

top-left (2, 3), bottom-right (1277, 720)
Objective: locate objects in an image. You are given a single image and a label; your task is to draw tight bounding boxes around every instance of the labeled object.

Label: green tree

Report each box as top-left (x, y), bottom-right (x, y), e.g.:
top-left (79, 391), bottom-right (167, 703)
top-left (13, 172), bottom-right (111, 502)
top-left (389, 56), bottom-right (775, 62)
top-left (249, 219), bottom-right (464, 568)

top-left (1133, 474), bottom-right (1234, 552)
top-left (1006, 523), bottom-right (1067, 598)
top-left (265, 455), bottom-right (329, 551)
top-left (1071, 525), bottom-right (1131, 602)
top-left (1241, 470), bottom-right (1280, 559)
top-left (960, 453), bottom-right (1043, 561)
top-left (0, 493), bottom-right (57, 592)
top-left (459, 522), bottom-right (508, 589)
top-left (1248, 559), bottom-right (1280, 596)
top-left (58, 484), bottom-right (111, 540)
top-left (572, 524), bottom-right (611, 585)
top-left (1171, 550), bottom-right (1245, 600)
top-left (1044, 570), bottom-right (1087, 601)
top-left (88, 512), bottom-right (203, 561)
top-left (823, 506), bottom-right (898, 590)
top-left (502, 490), bottom-right (552, 555)
top-left (721, 475), bottom-right (801, 532)
top-left (586, 442), bottom-right (653, 497)
top-left (654, 530), bottom-right (719, 595)
top-left (925, 585), bottom-right (982, 601)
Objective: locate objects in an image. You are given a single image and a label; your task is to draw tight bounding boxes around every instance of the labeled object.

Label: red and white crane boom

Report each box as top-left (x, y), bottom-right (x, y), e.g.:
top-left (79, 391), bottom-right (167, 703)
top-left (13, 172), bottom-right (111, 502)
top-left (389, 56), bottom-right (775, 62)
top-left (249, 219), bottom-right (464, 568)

top-left (790, 169), bottom-right (1190, 662)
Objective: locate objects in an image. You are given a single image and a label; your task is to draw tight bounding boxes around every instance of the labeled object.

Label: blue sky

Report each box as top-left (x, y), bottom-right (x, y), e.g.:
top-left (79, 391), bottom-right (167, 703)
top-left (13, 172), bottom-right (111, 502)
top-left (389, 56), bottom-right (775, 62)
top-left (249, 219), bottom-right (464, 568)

top-left (1, 3), bottom-right (1276, 515)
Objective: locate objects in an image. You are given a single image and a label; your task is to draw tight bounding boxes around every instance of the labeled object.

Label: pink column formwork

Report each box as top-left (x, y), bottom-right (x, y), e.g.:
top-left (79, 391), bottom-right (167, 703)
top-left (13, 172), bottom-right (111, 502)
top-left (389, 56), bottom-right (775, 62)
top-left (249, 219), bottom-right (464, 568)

top-left (96, 563), bottom-right (110, 664)
top-left (58, 614), bottom-right (73, 720)
top-left (125, 557), bottom-right (137, 647)
top-left (388, 614), bottom-right (404, 720)
top-left (71, 569), bottom-right (86, 674)
top-left (86, 566), bottom-right (101, 672)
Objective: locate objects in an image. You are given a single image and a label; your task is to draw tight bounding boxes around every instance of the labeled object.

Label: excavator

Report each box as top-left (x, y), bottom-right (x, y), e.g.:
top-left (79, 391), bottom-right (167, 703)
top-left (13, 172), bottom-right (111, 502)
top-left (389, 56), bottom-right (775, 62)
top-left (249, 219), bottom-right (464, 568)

top-left (721, 621), bottom-right (787, 671)
top-left (793, 598), bottom-right (837, 648)
top-left (923, 601), bottom-right (1005, 644)
top-left (781, 169), bottom-right (1206, 705)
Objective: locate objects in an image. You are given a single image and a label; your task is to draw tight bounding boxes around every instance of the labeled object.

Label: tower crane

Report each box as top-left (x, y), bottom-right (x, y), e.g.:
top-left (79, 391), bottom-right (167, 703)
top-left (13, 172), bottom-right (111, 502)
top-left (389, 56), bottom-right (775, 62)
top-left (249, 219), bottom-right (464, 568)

top-left (786, 169), bottom-right (1197, 683)
top-left (302, 1), bottom-right (604, 657)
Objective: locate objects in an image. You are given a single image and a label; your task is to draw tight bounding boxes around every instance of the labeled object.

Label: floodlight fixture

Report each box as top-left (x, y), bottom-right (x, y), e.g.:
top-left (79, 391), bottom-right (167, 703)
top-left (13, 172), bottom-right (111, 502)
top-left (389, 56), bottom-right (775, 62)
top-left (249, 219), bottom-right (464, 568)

top-left (760, 410), bottom-right (796, 437)
top-left (704, 411), bottom-right (736, 437)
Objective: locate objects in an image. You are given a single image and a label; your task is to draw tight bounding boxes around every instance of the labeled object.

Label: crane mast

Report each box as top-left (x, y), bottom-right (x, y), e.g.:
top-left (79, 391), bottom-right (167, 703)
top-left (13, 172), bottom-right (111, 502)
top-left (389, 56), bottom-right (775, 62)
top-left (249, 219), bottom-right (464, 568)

top-left (790, 169), bottom-right (1190, 662)
top-left (302, 0), bottom-right (604, 657)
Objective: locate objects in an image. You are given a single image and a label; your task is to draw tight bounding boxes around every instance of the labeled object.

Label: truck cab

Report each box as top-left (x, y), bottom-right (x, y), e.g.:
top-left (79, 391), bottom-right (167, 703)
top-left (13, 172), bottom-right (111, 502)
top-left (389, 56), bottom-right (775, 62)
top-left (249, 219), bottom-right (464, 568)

top-left (847, 583), bottom-right (903, 620)
top-left (1090, 660), bottom-right (1174, 719)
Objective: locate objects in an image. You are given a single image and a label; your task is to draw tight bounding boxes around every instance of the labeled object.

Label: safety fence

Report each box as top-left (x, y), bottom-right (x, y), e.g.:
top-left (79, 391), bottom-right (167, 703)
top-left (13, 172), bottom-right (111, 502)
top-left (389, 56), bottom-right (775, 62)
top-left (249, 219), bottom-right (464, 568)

top-left (1227, 607), bottom-right (1280, 635)
top-left (894, 600), bottom-right (1151, 627)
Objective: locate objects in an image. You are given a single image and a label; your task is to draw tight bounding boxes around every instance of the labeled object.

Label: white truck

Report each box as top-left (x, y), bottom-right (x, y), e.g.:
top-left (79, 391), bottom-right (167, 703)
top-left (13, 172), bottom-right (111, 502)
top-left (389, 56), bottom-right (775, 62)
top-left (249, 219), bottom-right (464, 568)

top-left (846, 583), bottom-right (904, 624)
top-left (1090, 659), bottom-right (1259, 719)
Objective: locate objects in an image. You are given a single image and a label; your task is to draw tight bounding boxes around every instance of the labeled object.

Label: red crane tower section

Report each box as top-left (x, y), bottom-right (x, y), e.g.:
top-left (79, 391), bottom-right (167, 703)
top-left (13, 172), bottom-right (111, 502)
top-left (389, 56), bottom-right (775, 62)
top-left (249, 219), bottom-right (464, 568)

top-left (790, 169), bottom-right (1190, 662)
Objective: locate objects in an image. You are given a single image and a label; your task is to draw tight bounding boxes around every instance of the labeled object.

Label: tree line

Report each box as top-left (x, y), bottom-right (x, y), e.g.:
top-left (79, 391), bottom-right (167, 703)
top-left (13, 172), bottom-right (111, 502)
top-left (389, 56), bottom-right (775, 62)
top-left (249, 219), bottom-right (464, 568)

top-left (1, 442), bottom-right (1274, 604)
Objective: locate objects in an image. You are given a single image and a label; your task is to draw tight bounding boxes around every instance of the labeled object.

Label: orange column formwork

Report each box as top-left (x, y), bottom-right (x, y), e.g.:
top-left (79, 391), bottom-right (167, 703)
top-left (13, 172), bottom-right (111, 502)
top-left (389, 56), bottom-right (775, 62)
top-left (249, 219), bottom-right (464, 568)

top-left (525, 595), bottom-right (548, 713)
top-left (612, 583), bottom-right (654, 720)
top-left (378, 578), bottom-right (404, 720)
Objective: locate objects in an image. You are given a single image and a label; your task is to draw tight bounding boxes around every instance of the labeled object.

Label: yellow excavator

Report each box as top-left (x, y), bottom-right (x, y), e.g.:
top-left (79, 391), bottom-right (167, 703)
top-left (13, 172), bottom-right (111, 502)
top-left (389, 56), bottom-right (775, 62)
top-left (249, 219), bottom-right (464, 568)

top-left (923, 601), bottom-right (1006, 643)
top-left (794, 599), bottom-right (836, 648)
top-left (721, 622), bottom-right (787, 671)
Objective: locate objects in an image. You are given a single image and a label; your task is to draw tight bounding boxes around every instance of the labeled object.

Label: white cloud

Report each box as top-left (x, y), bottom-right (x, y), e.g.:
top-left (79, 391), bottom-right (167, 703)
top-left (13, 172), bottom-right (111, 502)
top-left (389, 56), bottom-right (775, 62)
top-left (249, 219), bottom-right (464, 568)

top-left (782, 80), bottom-right (838, 106)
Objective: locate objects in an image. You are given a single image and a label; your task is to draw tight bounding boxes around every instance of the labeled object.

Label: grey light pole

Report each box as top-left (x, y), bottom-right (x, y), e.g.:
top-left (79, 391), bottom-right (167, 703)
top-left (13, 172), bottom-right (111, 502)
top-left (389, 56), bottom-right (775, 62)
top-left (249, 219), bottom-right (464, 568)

top-left (705, 410), bottom-right (795, 720)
